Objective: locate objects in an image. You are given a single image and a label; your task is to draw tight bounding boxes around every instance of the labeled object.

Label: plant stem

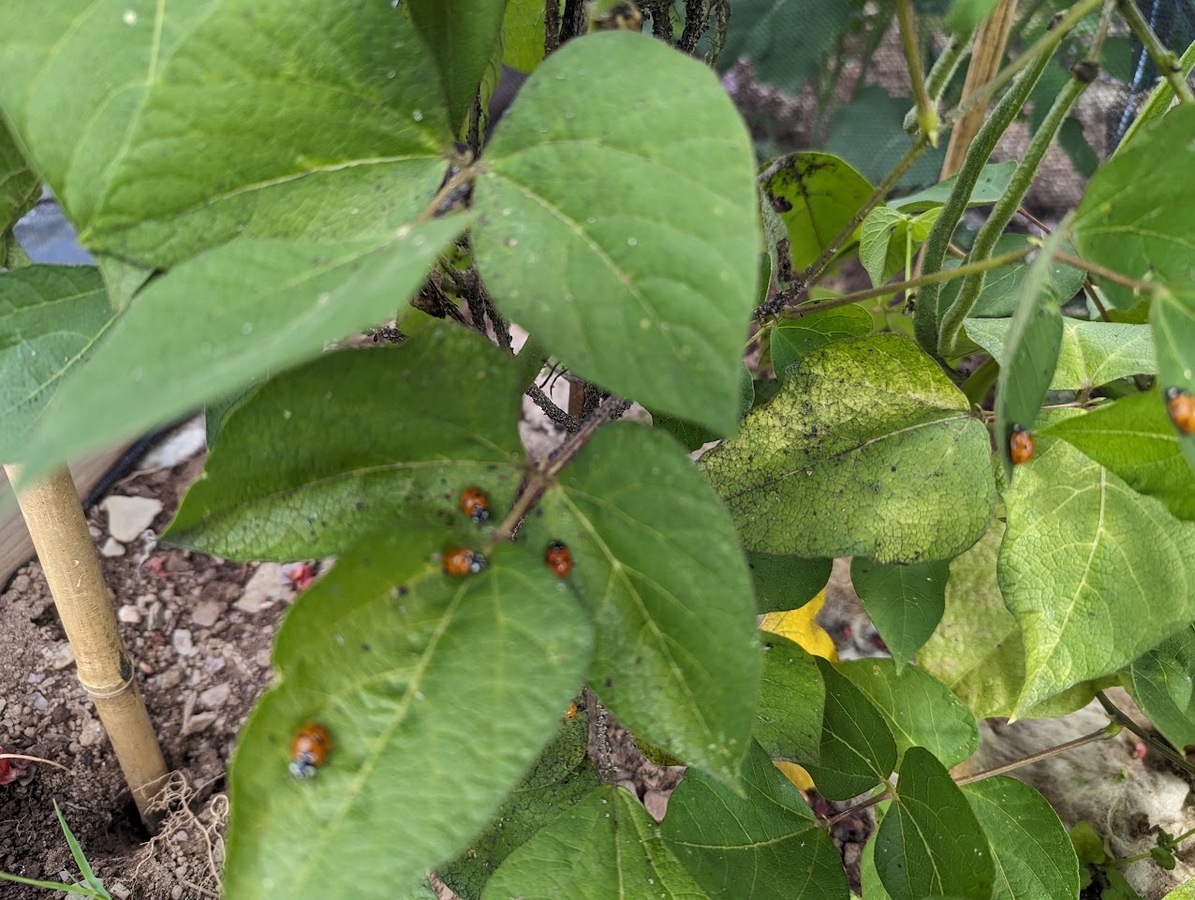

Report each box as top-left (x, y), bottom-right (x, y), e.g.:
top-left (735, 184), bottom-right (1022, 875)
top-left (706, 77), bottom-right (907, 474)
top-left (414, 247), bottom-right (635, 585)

top-left (926, 32), bottom-right (971, 102)
top-left (938, 67), bottom-right (1093, 356)
top-left (897, 0), bottom-right (938, 145)
top-left (1095, 691), bottom-right (1195, 776)
top-left (1117, 0), bottom-right (1195, 106)
top-left (1052, 249), bottom-right (1157, 293)
top-left (1116, 36), bottom-right (1195, 152)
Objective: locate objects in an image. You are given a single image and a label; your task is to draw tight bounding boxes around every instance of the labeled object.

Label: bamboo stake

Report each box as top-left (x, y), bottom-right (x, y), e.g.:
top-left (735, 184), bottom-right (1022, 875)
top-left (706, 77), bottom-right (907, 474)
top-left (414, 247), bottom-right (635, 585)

top-left (5, 464), bottom-right (167, 822)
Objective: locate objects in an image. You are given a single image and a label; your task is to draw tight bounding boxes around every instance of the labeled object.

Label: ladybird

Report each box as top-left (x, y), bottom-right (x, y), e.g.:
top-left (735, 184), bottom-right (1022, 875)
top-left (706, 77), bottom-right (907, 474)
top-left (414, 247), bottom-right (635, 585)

top-left (1009, 425), bottom-right (1035, 466)
top-left (443, 546), bottom-right (487, 576)
top-left (459, 486), bottom-right (491, 523)
top-left (563, 701), bottom-right (580, 721)
top-left (290, 723), bottom-right (331, 779)
top-left (1166, 387), bottom-right (1195, 435)
top-left (545, 541), bottom-right (573, 578)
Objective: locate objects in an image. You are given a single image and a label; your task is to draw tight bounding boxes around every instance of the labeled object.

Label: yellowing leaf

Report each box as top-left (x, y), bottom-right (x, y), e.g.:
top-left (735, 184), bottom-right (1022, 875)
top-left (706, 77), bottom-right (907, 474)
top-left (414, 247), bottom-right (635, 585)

top-left (759, 590), bottom-right (838, 661)
top-left (773, 759), bottom-right (815, 791)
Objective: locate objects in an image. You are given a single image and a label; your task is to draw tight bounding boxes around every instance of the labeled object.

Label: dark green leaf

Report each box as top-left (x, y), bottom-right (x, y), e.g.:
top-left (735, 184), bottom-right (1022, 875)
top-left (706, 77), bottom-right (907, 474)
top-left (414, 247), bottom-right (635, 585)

top-left (0, 118), bottom-right (38, 236)
top-left (651, 362), bottom-right (754, 451)
top-left (1124, 627), bottom-right (1195, 751)
top-left (475, 31), bottom-right (759, 435)
top-left (770, 305), bottom-right (873, 380)
top-left (484, 785), bottom-right (705, 899)
top-left (522, 423), bottom-right (759, 780)
top-left (749, 552), bottom-right (832, 613)
top-left (224, 533), bottom-right (592, 900)
top-left (827, 87), bottom-right (946, 191)
top-left (717, 0), bottom-right (853, 84)
top-left (1152, 287), bottom-right (1195, 472)
top-left (874, 747), bottom-right (994, 900)
top-left (938, 234), bottom-right (1086, 319)
top-left (851, 558), bottom-right (949, 672)
top-left (661, 741), bottom-right (848, 900)
top-left (167, 323), bottom-right (524, 560)
top-left (756, 633), bottom-right (824, 762)
top-left (700, 335), bottom-right (996, 563)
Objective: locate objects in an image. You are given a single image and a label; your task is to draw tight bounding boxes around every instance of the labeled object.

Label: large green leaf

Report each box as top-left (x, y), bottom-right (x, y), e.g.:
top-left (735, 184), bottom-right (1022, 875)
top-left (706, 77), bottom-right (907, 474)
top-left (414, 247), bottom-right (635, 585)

top-left (474, 31), bottom-right (759, 435)
top-left (963, 777), bottom-right (1080, 900)
top-left (769, 305), bottom-right (873, 380)
top-left (968, 317), bottom-right (1155, 390)
top-left (0, 266), bottom-right (113, 462)
top-left (717, 0), bottom-right (853, 84)
top-left (167, 324), bottom-right (525, 560)
top-left (837, 659), bottom-right (978, 769)
top-left (501, 0), bottom-right (546, 72)
top-left (851, 558), bottom-right (948, 673)
top-left (755, 633), bottom-right (824, 762)
top-left (1152, 287), bottom-right (1195, 472)
top-left (0, 117), bottom-right (38, 236)
top-left (700, 335), bottom-right (995, 563)
top-left (439, 712), bottom-right (601, 900)
top-left (223, 533), bottom-right (592, 900)
top-left (521, 423), bottom-right (759, 780)
top-left (999, 437), bottom-right (1195, 713)
top-left (1073, 105), bottom-right (1195, 310)
top-left (748, 552), bottom-right (832, 613)
top-left (873, 747), bottom-right (994, 900)
top-left (760, 152), bottom-right (874, 271)
top-left (0, 1), bottom-right (451, 268)
top-left (1043, 392), bottom-right (1195, 520)
top-left (19, 216), bottom-right (467, 478)
top-left (661, 741), bottom-right (849, 900)
top-left (1123, 626), bottom-right (1195, 751)
top-left (483, 785), bottom-right (705, 899)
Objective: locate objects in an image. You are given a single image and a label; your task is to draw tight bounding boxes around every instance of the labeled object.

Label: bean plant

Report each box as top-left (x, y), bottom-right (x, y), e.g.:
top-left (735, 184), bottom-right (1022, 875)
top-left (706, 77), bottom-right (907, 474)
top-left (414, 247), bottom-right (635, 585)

top-left (1, 1), bottom-right (1194, 898)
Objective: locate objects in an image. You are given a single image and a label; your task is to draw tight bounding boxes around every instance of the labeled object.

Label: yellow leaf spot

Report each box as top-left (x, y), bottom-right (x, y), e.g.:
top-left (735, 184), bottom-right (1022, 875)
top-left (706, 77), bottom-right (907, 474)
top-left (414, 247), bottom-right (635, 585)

top-left (759, 589), bottom-right (838, 661)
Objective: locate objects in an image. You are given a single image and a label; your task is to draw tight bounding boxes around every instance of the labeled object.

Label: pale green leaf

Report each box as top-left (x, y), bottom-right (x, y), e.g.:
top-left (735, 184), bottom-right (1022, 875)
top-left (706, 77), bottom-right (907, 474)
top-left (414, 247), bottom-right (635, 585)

top-left (0, 117), bottom-right (38, 236)
top-left (999, 438), bottom-right (1195, 713)
top-left (770, 305), bottom-right (873, 380)
top-left (501, 0), bottom-right (546, 72)
top-left (474, 31), bottom-right (759, 434)
top-left (860, 207), bottom-right (941, 289)
top-left (700, 335), bottom-right (995, 564)
top-left (891, 161), bottom-right (1017, 212)
top-left (967, 317), bottom-right (1156, 390)
top-left (1123, 626), bottom-right (1195, 751)
top-left (756, 633), bottom-right (824, 763)
top-left (851, 558), bottom-right (948, 673)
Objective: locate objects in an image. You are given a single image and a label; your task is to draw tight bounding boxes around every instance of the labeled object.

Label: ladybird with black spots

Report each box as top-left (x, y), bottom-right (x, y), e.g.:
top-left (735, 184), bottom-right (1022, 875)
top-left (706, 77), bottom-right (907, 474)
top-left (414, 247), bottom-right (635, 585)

top-left (443, 546), bottom-right (487, 576)
top-left (1009, 425), bottom-right (1035, 466)
top-left (545, 541), bottom-right (573, 578)
top-left (459, 486), bottom-right (491, 523)
top-left (1166, 387), bottom-right (1195, 435)
top-left (290, 723), bottom-right (331, 779)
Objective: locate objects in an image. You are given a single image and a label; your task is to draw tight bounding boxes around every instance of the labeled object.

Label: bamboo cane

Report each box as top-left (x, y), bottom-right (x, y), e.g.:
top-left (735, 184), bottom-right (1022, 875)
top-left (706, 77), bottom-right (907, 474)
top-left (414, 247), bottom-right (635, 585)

top-left (5, 464), bottom-right (167, 823)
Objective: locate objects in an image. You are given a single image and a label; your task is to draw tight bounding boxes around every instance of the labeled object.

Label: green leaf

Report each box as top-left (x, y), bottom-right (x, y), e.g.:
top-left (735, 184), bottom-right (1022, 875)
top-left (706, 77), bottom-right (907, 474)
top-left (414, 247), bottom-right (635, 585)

top-left (947, 0), bottom-right (1001, 35)
top-left (440, 712), bottom-right (602, 900)
top-left (651, 361), bottom-right (753, 452)
top-left (0, 1), bottom-right (451, 268)
top-left (967, 317), bottom-right (1156, 390)
top-left (0, 117), bottom-right (38, 236)
top-left (964, 777), bottom-right (1080, 900)
top-left (851, 558), bottom-right (948, 673)
top-left (474, 31), bottom-right (759, 435)
top-left (993, 227), bottom-right (1068, 480)
top-left (1152, 287), bottom-right (1195, 472)
top-left (522, 423), bottom-right (759, 780)
top-left (407, 0), bottom-right (507, 136)
top-left (826, 87), bottom-right (946, 191)
top-left (700, 335), bottom-right (996, 564)
top-left (1123, 626), bottom-right (1195, 751)
top-left (223, 533), bottom-right (592, 900)
top-left (755, 633), bottom-right (824, 763)
top-left (918, 523), bottom-right (1102, 720)
top-left (770, 306), bottom-right (873, 380)
top-left (661, 741), bottom-right (849, 900)
top-left (483, 785), bottom-right (705, 899)
top-left (859, 207), bottom-right (941, 288)
top-left (0, 266), bottom-right (113, 462)
top-left (1073, 105), bottom-right (1195, 310)
top-left (20, 217), bottom-right (467, 478)
top-left (837, 659), bottom-right (978, 769)
top-left (717, 0), bottom-right (853, 84)
top-left (802, 658), bottom-right (897, 801)
top-left (749, 552), bottom-right (832, 613)
top-left (938, 234), bottom-right (1086, 319)
top-left (167, 323), bottom-right (524, 560)
top-left (501, 0), bottom-right (546, 72)
top-left (1043, 391), bottom-right (1195, 520)
top-left (874, 747), bottom-right (994, 900)
top-left (999, 437), bottom-right (1195, 713)
top-left (760, 152), bottom-right (874, 271)
top-left (891, 161), bottom-right (1017, 212)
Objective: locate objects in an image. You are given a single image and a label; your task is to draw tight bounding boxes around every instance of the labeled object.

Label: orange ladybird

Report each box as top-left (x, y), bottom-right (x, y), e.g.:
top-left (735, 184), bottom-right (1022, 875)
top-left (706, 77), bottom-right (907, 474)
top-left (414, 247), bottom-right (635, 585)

top-left (1166, 387), bottom-right (1195, 435)
top-left (290, 723), bottom-right (331, 779)
top-left (563, 701), bottom-right (580, 721)
top-left (443, 546), bottom-right (487, 576)
top-left (545, 541), bottom-right (573, 578)
top-left (1009, 425), bottom-right (1035, 466)
top-left (459, 486), bottom-right (491, 523)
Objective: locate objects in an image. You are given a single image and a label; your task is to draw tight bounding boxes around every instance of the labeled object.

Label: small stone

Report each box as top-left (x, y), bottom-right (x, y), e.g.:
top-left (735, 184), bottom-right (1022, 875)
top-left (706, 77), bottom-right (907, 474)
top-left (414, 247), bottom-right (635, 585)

top-left (174, 830), bottom-right (189, 844)
top-left (145, 601), bottom-right (167, 631)
top-left (48, 643), bottom-right (75, 670)
top-left (100, 495), bottom-right (163, 542)
top-left (235, 563), bottom-right (290, 613)
top-left (198, 684), bottom-right (231, 710)
top-left (50, 706), bottom-right (70, 725)
top-left (255, 648), bottom-right (272, 668)
top-left (88, 524), bottom-right (103, 540)
top-left (157, 669), bottom-right (182, 690)
top-left (100, 537), bottom-right (126, 558)
top-left (110, 882), bottom-right (131, 899)
top-left (29, 692), bottom-right (47, 712)
top-left (172, 885), bottom-right (183, 900)
top-left (117, 605), bottom-right (142, 624)
top-left (79, 717), bottom-right (105, 747)
top-left (183, 711), bottom-right (218, 735)
top-left (172, 629), bottom-right (195, 656)
top-left (191, 600), bottom-right (223, 629)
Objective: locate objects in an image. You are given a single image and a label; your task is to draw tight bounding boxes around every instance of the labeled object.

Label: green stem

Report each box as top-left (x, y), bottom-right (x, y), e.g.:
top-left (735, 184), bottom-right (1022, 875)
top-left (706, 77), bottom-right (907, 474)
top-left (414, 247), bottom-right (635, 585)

top-left (1095, 691), bottom-right (1195, 777)
top-left (939, 69), bottom-right (1093, 356)
top-left (897, 0), bottom-right (939, 145)
top-left (962, 356), bottom-right (999, 407)
top-left (913, 46), bottom-right (1055, 358)
top-left (1008, 0), bottom-right (1052, 46)
top-left (1117, 0), bottom-right (1195, 106)
top-left (926, 31), bottom-right (971, 102)
top-left (1116, 36), bottom-right (1195, 152)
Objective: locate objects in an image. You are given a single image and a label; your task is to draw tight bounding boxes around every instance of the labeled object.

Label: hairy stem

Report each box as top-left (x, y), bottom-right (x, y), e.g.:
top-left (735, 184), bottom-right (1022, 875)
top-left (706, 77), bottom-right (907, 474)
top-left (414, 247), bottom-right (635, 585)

top-left (1117, 0), bottom-right (1195, 106)
top-left (897, 0), bottom-right (938, 145)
